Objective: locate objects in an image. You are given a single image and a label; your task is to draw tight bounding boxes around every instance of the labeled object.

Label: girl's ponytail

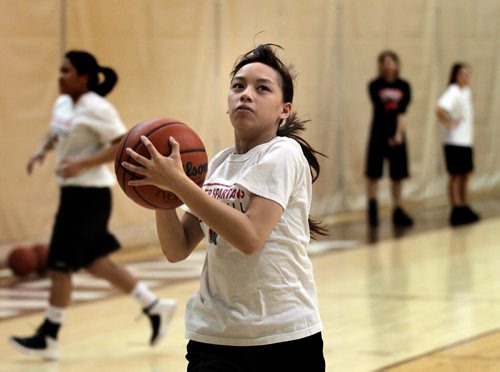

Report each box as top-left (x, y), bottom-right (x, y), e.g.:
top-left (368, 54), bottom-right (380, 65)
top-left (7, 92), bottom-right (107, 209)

top-left (277, 113), bottom-right (329, 238)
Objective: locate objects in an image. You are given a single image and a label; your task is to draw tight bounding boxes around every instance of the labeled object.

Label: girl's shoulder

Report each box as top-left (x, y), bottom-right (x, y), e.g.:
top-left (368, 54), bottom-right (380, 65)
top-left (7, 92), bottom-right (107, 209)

top-left (397, 77), bottom-right (411, 88)
top-left (79, 91), bottom-right (112, 109)
top-left (54, 94), bottom-right (73, 109)
top-left (445, 84), bottom-right (461, 95)
top-left (267, 136), bottom-right (302, 154)
top-left (76, 92), bottom-right (119, 119)
top-left (252, 137), bottom-right (306, 169)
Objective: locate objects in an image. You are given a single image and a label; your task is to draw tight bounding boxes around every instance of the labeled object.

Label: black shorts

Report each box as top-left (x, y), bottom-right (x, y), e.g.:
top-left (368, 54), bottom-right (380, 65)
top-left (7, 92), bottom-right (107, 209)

top-left (365, 138), bottom-right (409, 181)
top-left (48, 187), bottom-right (120, 273)
top-left (444, 145), bottom-right (474, 175)
top-left (186, 332), bottom-right (325, 372)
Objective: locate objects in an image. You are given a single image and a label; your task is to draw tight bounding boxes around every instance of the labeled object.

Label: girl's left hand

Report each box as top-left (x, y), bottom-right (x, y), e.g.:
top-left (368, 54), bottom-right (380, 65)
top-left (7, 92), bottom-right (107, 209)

top-left (122, 136), bottom-right (186, 192)
top-left (57, 158), bottom-right (83, 178)
top-left (388, 131), bottom-right (404, 147)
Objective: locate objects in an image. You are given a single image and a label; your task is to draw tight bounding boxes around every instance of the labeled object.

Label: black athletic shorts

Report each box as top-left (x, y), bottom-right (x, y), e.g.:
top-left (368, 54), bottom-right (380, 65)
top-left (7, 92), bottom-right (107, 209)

top-left (186, 332), bottom-right (326, 372)
top-left (365, 138), bottom-right (409, 181)
top-left (47, 187), bottom-right (120, 272)
top-left (444, 145), bottom-right (474, 175)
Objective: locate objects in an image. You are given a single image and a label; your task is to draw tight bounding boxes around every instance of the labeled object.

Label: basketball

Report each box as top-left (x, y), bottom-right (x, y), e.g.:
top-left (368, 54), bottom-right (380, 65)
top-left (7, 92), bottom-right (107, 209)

top-left (115, 118), bottom-right (208, 209)
top-left (32, 243), bottom-right (49, 274)
top-left (7, 246), bottom-right (38, 277)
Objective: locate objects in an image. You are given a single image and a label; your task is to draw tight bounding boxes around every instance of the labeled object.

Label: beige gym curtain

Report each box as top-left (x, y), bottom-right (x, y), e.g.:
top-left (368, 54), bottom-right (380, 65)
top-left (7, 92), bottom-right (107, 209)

top-left (1, 0), bottom-right (499, 251)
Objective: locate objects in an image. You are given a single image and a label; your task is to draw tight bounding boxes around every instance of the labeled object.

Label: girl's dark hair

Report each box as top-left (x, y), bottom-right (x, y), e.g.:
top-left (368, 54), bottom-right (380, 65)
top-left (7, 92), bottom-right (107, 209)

top-left (65, 50), bottom-right (118, 96)
top-left (448, 62), bottom-right (468, 85)
top-left (377, 50), bottom-right (400, 77)
top-left (231, 44), bottom-right (328, 239)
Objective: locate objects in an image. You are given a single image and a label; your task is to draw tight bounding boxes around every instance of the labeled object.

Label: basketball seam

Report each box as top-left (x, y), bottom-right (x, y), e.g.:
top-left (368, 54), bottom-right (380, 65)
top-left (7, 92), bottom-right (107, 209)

top-left (180, 149), bottom-right (206, 154)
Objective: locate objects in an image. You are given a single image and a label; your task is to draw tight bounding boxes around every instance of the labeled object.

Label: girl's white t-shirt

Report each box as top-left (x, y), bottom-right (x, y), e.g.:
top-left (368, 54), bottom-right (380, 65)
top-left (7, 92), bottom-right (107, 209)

top-left (437, 84), bottom-right (474, 146)
top-left (50, 92), bottom-right (126, 187)
top-left (184, 136), bottom-right (323, 346)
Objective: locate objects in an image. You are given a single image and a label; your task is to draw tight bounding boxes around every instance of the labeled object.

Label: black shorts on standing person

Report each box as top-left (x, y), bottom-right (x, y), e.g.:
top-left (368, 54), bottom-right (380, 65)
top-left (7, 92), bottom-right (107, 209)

top-left (443, 145), bottom-right (473, 176)
top-left (365, 134), bottom-right (409, 181)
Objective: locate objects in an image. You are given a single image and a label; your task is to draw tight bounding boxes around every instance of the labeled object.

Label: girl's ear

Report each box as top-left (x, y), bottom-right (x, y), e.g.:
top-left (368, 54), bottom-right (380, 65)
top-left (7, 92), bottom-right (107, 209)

top-left (280, 102), bottom-right (292, 120)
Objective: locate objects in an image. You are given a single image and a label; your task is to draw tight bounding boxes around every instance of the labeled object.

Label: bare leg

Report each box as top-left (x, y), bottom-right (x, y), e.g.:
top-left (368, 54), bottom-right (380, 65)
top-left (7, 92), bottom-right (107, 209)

top-left (449, 174), bottom-right (461, 206)
top-left (366, 178), bottom-right (378, 200)
top-left (391, 180), bottom-right (413, 227)
top-left (86, 256), bottom-right (177, 347)
top-left (391, 180), bottom-right (402, 209)
top-left (49, 270), bottom-right (72, 308)
top-left (86, 256), bottom-right (137, 293)
top-left (458, 173), bottom-right (470, 205)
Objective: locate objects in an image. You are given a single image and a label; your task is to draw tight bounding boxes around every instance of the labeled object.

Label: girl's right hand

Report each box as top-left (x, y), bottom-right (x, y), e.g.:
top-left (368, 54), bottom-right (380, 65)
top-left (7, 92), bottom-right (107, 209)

top-left (449, 119), bottom-right (461, 129)
top-left (26, 151), bottom-right (45, 175)
top-left (121, 136), bottom-right (188, 193)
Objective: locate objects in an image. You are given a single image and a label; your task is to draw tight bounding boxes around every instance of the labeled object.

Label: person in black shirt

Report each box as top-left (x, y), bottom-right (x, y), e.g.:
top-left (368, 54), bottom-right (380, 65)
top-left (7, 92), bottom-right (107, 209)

top-left (365, 50), bottom-right (413, 227)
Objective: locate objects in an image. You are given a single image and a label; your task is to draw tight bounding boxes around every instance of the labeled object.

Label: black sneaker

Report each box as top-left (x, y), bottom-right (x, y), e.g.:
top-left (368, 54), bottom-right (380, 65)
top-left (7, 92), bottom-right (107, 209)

top-left (392, 207), bottom-right (414, 227)
top-left (463, 205), bottom-right (480, 223)
top-left (368, 199), bottom-right (379, 227)
top-left (143, 298), bottom-right (177, 346)
top-left (450, 206), bottom-right (462, 226)
top-left (450, 206), bottom-right (479, 226)
top-left (9, 327), bottom-right (58, 360)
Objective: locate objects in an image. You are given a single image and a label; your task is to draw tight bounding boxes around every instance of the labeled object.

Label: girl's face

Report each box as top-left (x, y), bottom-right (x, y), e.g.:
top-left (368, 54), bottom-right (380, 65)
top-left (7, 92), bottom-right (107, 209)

top-left (228, 62), bottom-right (291, 140)
top-left (380, 56), bottom-right (398, 79)
top-left (456, 67), bottom-right (470, 87)
top-left (59, 58), bottom-right (88, 98)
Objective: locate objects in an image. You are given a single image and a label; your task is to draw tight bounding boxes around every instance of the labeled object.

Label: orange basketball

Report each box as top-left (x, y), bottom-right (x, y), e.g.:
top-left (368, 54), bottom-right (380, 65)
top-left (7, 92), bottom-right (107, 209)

top-left (32, 243), bottom-right (49, 274)
top-left (7, 246), bottom-right (38, 277)
top-left (115, 118), bottom-right (208, 209)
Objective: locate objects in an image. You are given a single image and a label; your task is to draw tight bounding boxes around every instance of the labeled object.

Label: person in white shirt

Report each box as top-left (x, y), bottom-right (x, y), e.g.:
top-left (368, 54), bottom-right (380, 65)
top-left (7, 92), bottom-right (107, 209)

top-left (436, 63), bottom-right (480, 226)
top-left (123, 44), bottom-right (326, 371)
top-left (9, 51), bottom-right (176, 360)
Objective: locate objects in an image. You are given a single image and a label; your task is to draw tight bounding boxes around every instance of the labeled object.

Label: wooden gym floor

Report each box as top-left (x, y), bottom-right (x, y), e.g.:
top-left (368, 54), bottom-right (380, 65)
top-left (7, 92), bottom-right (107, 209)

top-left (1, 196), bottom-right (500, 371)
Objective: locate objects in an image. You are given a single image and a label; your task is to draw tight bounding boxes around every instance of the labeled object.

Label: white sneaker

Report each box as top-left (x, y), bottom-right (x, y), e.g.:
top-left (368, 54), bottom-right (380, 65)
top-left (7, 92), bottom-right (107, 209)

top-left (9, 332), bottom-right (59, 361)
top-left (144, 298), bottom-right (177, 346)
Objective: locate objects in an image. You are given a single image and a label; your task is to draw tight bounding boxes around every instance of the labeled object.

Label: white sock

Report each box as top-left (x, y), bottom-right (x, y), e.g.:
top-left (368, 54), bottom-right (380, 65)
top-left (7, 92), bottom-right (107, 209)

top-left (130, 282), bottom-right (157, 309)
top-left (46, 305), bottom-right (66, 324)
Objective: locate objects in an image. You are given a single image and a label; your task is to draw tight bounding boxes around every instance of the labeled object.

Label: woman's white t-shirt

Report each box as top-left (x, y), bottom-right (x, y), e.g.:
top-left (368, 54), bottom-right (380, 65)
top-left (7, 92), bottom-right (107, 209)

top-left (50, 92), bottom-right (126, 187)
top-left (437, 84), bottom-right (474, 147)
top-left (184, 136), bottom-right (323, 346)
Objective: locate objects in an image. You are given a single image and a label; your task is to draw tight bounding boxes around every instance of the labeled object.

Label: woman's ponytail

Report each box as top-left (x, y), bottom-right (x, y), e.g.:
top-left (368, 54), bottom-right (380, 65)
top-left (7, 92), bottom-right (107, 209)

top-left (94, 66), bottom-right (118, 97)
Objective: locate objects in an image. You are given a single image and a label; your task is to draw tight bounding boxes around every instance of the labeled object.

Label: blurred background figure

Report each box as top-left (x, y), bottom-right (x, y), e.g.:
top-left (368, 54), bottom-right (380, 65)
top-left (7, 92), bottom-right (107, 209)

top-left (365, 51), bottom-right (414, 228)
top-left (9, 50), bottom-right (176, 360)
top-left (436, 63), bottom-right (480, 226)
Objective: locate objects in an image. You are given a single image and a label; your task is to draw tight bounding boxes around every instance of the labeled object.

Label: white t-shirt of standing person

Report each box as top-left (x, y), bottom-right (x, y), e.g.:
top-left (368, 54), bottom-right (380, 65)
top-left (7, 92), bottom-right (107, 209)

top-left (437, 83), bottom-right (474, 147)
top-left (184, 136), bottom-right (323, 346)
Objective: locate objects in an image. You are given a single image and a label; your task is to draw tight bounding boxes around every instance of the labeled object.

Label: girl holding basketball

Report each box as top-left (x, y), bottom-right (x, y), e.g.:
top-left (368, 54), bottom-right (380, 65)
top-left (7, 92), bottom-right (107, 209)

top-left (10, 51), bottom-right (176, 360)
top-left (123, 44), bottom-right (326, 371)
